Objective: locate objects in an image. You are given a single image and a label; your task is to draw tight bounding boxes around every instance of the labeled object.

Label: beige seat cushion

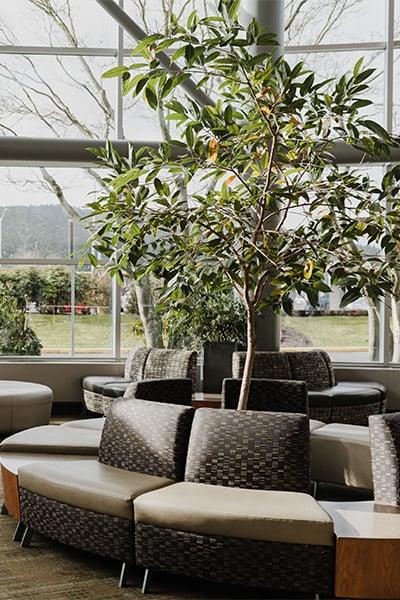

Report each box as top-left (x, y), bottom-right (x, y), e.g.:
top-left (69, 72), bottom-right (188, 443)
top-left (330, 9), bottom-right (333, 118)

top-left (311, 423), bottom-right (372, 489)
top-left (309, 419), bottom-right (325, 432)
top-left (19, 460), bottom-right (173, 520)
top-left (60, 418), bottom-right (105, 432)
top-left (135, 482), bottom-right (334, 546)
top-left (0, 425), bottom-right (101, 455)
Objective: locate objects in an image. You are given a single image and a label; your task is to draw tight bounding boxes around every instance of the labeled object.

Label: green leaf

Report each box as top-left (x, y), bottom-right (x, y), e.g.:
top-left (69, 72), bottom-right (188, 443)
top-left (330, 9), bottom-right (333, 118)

top-left (144, 84), bottom-right (158, 110)
top-left (131, 33), bottom-right (164, 56)
top-left (102, 66), bottom-right (128, 79)
top-left (353, 57), bottom-right (364, 77)
top-left (154, 178), bottom-right (164, 195)
top-left (363, 119), bottom-right (391, 141)
top-left (227, 0), bottom-right (241, 21)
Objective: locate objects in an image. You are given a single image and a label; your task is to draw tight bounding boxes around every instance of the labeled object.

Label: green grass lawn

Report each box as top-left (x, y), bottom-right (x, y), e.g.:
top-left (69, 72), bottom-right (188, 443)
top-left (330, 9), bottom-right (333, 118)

top-left (281, 315), bottom-right (369, 351)
top-left (24, 313), bottom-right (369, 355)
top-left (27, 313), bottom-right (144, 355)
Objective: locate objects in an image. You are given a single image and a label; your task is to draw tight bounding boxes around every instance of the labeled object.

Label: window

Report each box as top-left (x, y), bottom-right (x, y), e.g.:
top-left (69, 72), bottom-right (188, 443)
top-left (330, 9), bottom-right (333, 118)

top-left (0, 167), bottom-right (144, 357)
top-left (284, 0), bottom-right (393, 364)
top-left (0, 0), bottom-right (162, 358)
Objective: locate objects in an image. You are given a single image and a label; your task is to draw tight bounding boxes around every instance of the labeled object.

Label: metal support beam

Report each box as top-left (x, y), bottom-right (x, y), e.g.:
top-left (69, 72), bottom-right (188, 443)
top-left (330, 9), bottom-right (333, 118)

top-left (95, 0), bottom-right (213, 107)
top-left (241, 0), bottom-right (284, 51)
top-left (0, 136), bottom-right (398, 167)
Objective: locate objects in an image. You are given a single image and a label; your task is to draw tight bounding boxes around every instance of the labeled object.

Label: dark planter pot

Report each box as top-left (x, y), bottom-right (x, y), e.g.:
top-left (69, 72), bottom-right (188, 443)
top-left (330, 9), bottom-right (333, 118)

top-left (201, 341), bottom-right (238, 394)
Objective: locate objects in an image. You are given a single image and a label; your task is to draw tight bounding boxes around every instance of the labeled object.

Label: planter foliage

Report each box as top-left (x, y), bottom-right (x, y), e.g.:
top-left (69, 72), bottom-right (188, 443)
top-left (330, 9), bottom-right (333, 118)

top-left (88, 0), bottom-right (400, 409)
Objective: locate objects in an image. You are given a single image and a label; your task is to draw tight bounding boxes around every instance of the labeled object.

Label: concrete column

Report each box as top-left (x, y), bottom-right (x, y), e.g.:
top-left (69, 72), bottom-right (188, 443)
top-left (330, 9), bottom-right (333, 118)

top-left (241, 0), bottom-right (284, 51)
top-left (242, 0), bottom-right (284, 351)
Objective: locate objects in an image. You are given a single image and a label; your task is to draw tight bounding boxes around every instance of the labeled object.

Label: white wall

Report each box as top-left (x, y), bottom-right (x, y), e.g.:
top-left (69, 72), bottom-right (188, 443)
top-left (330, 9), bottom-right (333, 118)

top-left (1, 361), bottom-right (399, 412)
top-left (0, 361), bottom-right (124, 406)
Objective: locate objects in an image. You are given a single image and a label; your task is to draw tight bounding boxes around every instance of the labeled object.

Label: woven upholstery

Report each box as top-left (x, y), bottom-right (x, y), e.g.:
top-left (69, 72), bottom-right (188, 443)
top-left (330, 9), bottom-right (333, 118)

top-left (99, 398), bottom-right (195, 480)
top-left (287, 350), bottom-right (332, 390)
top-left (185, 408), bottom-right (310, 493)
top-left (222, 378), bottom-right (308, 414)
top-left (83, 346), bottom-right (197, 415)
top-left (19, 397), bottom-right (194, 569)
top-left (232, 350), bottom-right (385, 425)
top-left (369, 413), bottom-right (400, 506)
top-left (124, 346), bottom-right (151, 380)
top-left (332, 401), bottom-right (384, 425)
top-left (122, 379), bottom-right (192, 405)
top-left (143, 349), bottom-right (197, 386)
top-left (232, 351), bottom-right (291, 380)
top-left (135, 523), bottom-right (334, 595)
top-left (20, 489), bottom-right (134, 563)
top-left (232, 350), bottom-right (333, 389)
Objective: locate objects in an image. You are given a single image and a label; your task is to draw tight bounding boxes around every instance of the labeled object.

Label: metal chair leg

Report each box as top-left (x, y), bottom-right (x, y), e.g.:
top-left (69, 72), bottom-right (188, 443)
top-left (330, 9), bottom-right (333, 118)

top-left (1, 503), bottom-right (9, 515)
top-left (20, 526), bottom-right (33, 548)
top-left (141, 568), bottom-right (151, 595)
top-left (13, 521), bottom-right (26, 542)
top-left (119, 562), bottom-right (128, 588)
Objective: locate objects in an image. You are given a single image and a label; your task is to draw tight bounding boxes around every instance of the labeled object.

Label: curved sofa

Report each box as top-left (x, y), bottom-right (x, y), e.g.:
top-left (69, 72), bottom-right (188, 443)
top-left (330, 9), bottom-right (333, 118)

top-left (1, 400), bottom-right (335, 597)
top-left (82, 347), bottom-right (197, 415)
top-left (232, 350), bottom-right (386, 425)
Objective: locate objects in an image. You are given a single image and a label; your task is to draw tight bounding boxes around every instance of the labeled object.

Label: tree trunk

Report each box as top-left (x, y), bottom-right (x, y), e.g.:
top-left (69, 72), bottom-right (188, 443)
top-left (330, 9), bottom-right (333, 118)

top-left (367, 297), bottom-right (380, 362)
top-left (392, 295), bottom-right (400, 363)
top-left (134, 276), bottom-right (164, 348)
top-left (237, 304), bottom-right (256, 411)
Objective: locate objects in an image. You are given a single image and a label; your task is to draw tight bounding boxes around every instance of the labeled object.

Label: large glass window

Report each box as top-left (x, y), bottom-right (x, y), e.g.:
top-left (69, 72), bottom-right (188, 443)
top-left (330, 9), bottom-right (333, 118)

top-left (284, 1), bottom-right (394, 364)
top-left (0, 167), bottom-right (144, 357)
top-left (285, 0), bottom-right (384, 46)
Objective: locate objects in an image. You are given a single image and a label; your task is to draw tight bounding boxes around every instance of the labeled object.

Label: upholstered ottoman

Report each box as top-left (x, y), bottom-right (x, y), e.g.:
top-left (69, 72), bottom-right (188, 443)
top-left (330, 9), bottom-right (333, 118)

top-left (0, 381), bottom-right (53, 434)
top-left (311, 423), bottom-right (372, 490)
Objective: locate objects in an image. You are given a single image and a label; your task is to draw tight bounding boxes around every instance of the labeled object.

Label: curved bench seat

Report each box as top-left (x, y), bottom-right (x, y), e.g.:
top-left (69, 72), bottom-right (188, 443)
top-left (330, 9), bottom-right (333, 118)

top-left (0, 425), bottom-right (101, 455)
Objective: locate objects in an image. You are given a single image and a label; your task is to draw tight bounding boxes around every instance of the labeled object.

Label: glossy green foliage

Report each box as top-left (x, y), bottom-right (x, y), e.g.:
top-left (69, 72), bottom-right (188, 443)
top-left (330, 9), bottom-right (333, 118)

top-left (90, 0), bottom-right (400, 321)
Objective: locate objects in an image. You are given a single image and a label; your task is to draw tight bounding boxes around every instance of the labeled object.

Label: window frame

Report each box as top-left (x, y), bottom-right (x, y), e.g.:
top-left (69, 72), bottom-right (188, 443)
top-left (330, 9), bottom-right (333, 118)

top-left (0, 0), bottom-right (398, 365)
top-left (284, 0), bottom-right (396, 367)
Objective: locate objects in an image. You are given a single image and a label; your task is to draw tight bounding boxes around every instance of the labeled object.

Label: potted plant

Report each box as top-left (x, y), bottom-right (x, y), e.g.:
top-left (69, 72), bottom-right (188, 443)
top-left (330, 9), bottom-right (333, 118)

top-left (88, 0), bottom-right (399, 410)
top-left (163, 290), bottom-right (246, 392)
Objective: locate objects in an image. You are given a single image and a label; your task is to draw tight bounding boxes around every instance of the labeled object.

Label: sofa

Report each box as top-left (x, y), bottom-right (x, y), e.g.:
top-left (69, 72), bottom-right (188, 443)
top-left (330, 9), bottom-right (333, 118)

top-left (369, 412), bottom-right (400, 506)
top-left (17, 399), bottom-right (195, 587)
top-left (4, 400), bottom-right (335, 596)
top-left (232, 349), bottom-right (386, 425)
top-left (134, 408), bottom-right (335, 596)
top-left (82, 346), bottom-right (197, 415)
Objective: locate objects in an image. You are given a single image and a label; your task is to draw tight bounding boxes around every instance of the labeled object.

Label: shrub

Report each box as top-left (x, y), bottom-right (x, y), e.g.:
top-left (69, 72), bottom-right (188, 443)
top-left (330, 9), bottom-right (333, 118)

top-left (0, 286), bottom-right (42, 356)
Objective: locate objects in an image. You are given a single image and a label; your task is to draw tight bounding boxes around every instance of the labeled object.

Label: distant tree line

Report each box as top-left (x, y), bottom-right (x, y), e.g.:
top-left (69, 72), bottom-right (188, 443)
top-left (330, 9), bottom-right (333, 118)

top-left (0, 266), bottom-right (109, 312)
top-left (1, 205), bottom-right (89, 259)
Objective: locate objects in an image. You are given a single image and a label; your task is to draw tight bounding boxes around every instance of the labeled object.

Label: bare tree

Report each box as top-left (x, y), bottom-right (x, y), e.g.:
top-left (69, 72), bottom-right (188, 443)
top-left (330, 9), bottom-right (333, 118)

top-left (0, 0), bottom-right (169, 347)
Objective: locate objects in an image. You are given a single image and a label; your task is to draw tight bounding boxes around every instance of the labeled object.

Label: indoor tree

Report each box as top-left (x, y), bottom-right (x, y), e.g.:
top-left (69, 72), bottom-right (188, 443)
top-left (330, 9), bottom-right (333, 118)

top-left (88, 0), bottom-right (400, 409)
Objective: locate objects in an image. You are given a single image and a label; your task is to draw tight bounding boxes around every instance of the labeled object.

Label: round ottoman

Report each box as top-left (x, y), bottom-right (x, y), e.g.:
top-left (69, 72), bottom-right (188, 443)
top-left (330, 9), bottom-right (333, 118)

top-left (0, 381), bottom-right (53, 434)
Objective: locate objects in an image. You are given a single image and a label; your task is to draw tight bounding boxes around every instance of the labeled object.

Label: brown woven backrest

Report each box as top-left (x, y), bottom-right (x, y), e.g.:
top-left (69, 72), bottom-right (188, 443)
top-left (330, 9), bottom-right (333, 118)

top-left (232, 350), bottom-right (336, 391)
top-left (287, 350), bottom-right (333, 390)
top-left (232, 351), bottom-right (292, 380)
top-left (185, 408), bottom-right (310, 492)
top-left (99, 398), bottom-right (195, 480)
top-left (369, 413), bottom-right (400, 506)
top-left (222, 378), bottom-right (308, 414)
top-left (143, 348), bottom-right (197, 391)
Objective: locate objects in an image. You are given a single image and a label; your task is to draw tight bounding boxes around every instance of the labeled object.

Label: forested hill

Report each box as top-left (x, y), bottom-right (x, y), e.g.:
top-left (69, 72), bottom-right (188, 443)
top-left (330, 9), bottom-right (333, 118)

top-left (1, 205), bottom-right (90, 259)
